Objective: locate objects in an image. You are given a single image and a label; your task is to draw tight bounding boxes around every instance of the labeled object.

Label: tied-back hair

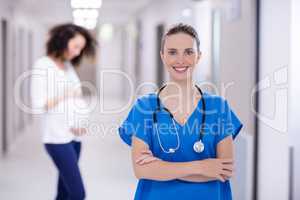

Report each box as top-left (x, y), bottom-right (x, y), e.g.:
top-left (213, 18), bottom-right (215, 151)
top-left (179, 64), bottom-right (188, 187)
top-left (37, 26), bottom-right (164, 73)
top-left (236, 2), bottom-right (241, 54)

top-left (161, 23), bottom-right (201, 54)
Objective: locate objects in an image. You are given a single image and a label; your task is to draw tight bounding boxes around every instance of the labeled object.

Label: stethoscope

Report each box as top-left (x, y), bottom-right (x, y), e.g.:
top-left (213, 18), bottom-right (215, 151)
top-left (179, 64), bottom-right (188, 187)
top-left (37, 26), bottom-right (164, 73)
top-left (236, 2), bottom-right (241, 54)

top-left (153, 85), bottom-right (206, 154)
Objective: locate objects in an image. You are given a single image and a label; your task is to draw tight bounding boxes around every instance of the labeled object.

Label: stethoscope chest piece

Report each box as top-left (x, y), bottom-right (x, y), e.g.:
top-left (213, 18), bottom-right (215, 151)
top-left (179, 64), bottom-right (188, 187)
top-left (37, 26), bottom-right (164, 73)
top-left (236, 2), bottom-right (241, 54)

top-left (193, 140), bottom-right (205, 153)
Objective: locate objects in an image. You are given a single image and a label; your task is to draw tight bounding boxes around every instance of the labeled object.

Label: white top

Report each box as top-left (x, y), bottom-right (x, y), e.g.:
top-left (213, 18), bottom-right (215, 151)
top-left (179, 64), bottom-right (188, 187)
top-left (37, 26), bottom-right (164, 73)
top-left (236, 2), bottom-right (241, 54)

top-left (31, 56), bottom-right (89, 144)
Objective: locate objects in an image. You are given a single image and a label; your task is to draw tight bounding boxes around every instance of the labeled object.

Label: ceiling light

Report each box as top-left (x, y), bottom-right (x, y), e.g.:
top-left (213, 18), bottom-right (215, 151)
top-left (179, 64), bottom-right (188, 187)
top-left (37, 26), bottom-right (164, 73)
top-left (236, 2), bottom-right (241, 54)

top-left (99, 24), bottom-right (114, 41)
top-left (73, 9), bottom-right (99, 19)
top-left (71, 0), bottom-right (102, 9)
top-left (74, 18), bottom-right (98, 30)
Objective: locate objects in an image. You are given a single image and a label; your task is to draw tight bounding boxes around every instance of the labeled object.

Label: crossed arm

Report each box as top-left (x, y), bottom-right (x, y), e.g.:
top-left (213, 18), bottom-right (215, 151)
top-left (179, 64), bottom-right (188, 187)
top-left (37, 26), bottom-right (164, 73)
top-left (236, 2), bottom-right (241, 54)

top-left (131, 135), bottom-right (234, 183)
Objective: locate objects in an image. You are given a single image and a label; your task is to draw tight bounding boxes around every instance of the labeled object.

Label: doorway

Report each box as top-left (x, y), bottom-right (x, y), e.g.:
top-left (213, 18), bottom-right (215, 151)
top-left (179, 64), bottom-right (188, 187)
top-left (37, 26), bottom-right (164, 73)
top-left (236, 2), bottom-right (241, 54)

top-left (1, 19), bottom-right (8, 155)
top-left (156, 24), bottom-right (164, 87)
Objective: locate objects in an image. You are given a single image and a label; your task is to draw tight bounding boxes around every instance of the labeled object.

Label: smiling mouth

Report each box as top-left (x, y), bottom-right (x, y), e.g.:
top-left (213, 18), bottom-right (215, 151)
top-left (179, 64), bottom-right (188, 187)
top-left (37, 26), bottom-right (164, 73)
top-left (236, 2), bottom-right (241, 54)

top-left (172, 66), bottom-right (189, 73)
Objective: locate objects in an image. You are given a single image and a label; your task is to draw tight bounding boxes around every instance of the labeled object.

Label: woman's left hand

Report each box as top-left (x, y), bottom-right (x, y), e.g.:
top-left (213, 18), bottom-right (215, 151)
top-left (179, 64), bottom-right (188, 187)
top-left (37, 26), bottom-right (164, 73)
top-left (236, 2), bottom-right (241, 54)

top-left (70, 127), bottom-right (87, 136)
top-left (135, 149), bottom-right (161, 165)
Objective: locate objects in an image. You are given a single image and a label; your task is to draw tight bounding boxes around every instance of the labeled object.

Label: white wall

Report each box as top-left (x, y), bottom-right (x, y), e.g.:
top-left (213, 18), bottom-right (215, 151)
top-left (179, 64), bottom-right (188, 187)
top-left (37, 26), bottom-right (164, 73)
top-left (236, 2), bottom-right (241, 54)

top-left (193, 1), bottom-right (213, 83)
top-left (289, 0), bottom-right (300, 199)
top-left (215, 0), bottom-right (256, 199)
top-left (122, 22), bottom-right (138, 101)
top-left (258, 0), bottom-right (290, 199)
top-left (0, 0), bottom-right (48, 155)
top-left (97, 24), bottom-right (126, 104)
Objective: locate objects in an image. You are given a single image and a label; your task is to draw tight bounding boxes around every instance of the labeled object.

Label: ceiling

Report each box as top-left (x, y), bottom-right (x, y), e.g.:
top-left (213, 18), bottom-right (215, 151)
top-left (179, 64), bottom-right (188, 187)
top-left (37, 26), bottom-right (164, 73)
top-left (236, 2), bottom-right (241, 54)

top-left (12, 0), bottom-right (152, 26)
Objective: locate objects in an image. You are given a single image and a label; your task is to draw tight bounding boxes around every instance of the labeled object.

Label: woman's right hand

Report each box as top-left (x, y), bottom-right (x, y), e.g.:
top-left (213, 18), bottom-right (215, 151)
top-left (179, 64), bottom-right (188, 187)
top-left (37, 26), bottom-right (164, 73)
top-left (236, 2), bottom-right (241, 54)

top-left (70, 127), bottom-right (87, 136)
top-left (193, 158), bottom-right (234, 182)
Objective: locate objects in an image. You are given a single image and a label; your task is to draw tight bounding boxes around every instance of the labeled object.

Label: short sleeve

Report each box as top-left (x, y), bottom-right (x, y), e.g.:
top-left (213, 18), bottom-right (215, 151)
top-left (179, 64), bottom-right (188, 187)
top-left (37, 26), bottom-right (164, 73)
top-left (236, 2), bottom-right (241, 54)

top-left (30, 65), bottom-right (48, 113)
top-left (118, 98), bottom-right (153, 147)
top-left (215, 99), bottom-right (243, 144)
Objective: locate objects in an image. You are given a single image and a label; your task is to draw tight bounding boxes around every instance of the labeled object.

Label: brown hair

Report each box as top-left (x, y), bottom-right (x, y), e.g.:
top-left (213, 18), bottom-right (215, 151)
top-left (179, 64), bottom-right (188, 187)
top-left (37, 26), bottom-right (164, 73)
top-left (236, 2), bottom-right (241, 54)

top-left (46, 23), bottom-right (97, 66)
top-left (161, 23), bottom-right (200, 54)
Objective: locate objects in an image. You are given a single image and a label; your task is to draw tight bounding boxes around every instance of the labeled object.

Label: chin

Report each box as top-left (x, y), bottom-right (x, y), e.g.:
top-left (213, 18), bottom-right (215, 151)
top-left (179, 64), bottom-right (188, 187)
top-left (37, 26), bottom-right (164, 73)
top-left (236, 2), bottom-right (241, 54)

top-left (170, 74), bottom-right (192, 82)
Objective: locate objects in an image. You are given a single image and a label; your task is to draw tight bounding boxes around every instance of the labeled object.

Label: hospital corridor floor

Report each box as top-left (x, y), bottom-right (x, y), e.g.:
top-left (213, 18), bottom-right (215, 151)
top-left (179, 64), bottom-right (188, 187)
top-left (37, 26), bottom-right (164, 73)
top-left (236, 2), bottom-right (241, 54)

top-left (0, 97), bottom-right (136, 200)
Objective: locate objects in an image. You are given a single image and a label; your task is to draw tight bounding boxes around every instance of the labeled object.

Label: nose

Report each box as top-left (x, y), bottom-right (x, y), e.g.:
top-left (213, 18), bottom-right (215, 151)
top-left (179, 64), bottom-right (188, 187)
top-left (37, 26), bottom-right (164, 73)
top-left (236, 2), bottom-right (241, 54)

top-left (176, 53), bottom-right (185, 65)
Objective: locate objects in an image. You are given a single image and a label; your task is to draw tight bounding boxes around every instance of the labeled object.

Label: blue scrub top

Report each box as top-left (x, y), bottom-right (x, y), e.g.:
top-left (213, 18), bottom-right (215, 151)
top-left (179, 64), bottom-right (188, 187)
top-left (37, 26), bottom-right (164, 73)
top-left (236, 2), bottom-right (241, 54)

top-left (119, 93), bottom-right (243, 200)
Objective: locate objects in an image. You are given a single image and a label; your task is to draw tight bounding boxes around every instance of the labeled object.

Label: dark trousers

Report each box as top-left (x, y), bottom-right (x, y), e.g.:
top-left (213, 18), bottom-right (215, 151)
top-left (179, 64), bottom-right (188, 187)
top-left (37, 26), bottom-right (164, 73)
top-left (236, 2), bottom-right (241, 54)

top-left (45, 141), bottom-right (85, 200)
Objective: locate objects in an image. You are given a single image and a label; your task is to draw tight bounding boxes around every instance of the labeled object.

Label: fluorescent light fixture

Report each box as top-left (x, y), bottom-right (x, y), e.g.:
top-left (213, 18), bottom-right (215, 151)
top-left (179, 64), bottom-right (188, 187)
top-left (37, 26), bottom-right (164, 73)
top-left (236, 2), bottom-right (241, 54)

top-left (73, 9), bottom-right (99, 19)
top-left (74, 18), bottom-right (98, 30)
top-left (71, 0), bottom-right (102, 9)
top-left (99, 24), bottom-right (114, 41)
top-left (85, 19), bottom-right (98, 29)
top-left (71, 1), bottom-right (101, 30)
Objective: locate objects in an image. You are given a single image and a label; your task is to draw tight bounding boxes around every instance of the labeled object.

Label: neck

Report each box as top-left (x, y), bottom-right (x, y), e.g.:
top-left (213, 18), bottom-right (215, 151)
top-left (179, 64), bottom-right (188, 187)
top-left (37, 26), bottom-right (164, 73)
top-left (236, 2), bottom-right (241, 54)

top-left (161, 79), bottom-right (200, 114)
top-left (166, 78), bottom-right (195, 97)
top-left (48, 55), bottom-right (65, 70)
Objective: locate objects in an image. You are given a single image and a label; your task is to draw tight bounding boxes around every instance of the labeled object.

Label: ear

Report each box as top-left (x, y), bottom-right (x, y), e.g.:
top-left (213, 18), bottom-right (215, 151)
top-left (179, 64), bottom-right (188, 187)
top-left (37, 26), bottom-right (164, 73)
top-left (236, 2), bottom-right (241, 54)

top-left (195, 51), bottom-right (202, 64)
top-left (160, 50), bottom-right (164, 61)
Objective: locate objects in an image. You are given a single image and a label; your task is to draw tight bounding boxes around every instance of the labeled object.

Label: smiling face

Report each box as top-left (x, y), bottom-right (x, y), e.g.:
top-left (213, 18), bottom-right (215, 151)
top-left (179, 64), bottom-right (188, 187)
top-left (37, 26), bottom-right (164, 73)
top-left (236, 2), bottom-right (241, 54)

top-left (64, 34), bottom-right (86, 61)
top-left (160, 33), bottom-right (201, 82)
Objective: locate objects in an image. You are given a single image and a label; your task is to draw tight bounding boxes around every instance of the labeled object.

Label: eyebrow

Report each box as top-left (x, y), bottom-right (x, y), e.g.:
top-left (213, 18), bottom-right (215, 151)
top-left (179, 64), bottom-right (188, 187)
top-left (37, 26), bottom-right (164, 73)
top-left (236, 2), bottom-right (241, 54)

top-left (166, 48), bottom-right (195, 51)
top-left (167, 48), bottom-right (177, 51)
top-left (185, 48), bottom-right (195, 51)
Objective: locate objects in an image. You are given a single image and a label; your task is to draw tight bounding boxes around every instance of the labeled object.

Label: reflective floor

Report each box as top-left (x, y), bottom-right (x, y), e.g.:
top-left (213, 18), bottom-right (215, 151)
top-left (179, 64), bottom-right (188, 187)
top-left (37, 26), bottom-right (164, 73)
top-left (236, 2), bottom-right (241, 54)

top-left (0, 97), bottom-right (137, 200)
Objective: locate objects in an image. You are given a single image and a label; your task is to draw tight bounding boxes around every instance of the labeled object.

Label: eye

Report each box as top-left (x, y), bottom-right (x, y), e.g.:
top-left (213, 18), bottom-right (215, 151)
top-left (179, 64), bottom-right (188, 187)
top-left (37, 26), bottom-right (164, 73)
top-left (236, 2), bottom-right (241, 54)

top-left (167, 50), bottom-right (177, 55)
top-left (185, 49), bottom-right (195, 55)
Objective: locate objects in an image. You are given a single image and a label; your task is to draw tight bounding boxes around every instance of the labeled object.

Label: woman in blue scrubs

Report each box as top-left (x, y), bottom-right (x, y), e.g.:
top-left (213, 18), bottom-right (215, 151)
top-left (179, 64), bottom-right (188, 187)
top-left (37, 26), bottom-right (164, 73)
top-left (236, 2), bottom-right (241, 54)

top-left (119, 23), bottom-right (243, 200)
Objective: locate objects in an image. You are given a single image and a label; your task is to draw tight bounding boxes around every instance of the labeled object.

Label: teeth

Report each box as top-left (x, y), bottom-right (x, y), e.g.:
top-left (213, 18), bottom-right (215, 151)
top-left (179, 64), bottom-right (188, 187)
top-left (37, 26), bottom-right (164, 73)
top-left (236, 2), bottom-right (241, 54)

top-left (173, 67), bottom-right (188, 72)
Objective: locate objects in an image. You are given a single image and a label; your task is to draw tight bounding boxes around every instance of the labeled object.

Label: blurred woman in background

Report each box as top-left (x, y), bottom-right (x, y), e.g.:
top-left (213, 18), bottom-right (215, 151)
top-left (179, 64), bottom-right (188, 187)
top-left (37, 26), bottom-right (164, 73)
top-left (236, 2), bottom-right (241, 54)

top-left (31, 23), bottom-right (96, 200)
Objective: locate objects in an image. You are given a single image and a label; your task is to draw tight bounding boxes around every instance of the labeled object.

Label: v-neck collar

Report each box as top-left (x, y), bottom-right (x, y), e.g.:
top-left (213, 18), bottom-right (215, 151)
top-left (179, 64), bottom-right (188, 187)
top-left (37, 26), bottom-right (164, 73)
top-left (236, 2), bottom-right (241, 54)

top-left (47, 56), bottom-right (69, 72)
top-left (157, 93), bottom-right (205, 128)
